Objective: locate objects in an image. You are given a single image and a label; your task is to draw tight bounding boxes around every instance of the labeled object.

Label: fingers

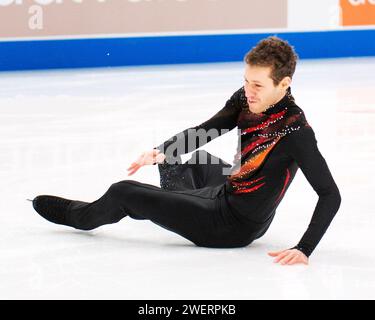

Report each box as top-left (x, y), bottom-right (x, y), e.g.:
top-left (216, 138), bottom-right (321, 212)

top-left (127, 162), bottom-right (137, 171)
top-left (127, 169), bottom-right (136, 176)
top-left (273, 250), bottom-right (290, 263)
top-left (127, 153), bottom-right (146, 175)
top-left (127, 150), bottom-right (163, 175)
top-left (268, 249), bottom-right (287, 257)
top-left (269, 250), bottom-right (309, 266)
top-left (127, 167), bottom-right (138, 176)
top-left (286, 254), bottom-right (309, 265)
top-left (278, 253), bottom-right (296, 265)
top-left (286, 255), bottom-right (300, 265)
top-left (127, 162), bottom-right (139, 171)
top-left (127, 162), bottom-right (141, 176)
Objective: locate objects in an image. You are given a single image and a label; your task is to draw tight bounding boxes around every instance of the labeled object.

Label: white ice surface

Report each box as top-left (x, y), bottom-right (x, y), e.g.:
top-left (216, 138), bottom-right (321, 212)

top-left (0, 57), bottom-right (374, 299)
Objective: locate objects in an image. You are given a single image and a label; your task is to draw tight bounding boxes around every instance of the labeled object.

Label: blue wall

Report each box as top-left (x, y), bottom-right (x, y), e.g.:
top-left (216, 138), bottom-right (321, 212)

top-left (1, 29), bottom-right (374, 72)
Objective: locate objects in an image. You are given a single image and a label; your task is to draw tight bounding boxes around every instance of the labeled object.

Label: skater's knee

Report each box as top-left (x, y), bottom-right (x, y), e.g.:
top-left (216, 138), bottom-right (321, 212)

top-left (107, 180), bottom-right (137, 198)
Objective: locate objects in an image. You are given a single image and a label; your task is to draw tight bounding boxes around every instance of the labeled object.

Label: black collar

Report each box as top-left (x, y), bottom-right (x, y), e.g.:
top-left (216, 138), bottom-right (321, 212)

top-left (261, 87), bottom-right (294, 116)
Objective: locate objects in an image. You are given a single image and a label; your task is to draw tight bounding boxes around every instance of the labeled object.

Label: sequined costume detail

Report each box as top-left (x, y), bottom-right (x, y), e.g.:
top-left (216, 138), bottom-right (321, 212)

top-left (226, 87), bottom-right (310, 194)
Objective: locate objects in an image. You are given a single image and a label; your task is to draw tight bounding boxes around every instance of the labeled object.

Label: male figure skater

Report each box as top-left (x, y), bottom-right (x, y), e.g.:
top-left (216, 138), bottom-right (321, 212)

top-left (31, 36), bottom-right (341, 266)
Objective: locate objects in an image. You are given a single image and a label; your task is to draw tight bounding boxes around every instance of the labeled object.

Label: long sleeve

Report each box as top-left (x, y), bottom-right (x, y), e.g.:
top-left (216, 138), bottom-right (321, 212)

top-left (283, 127), bottom-right (342, 257)
top-left (153, 87), bottom-right (242, 164)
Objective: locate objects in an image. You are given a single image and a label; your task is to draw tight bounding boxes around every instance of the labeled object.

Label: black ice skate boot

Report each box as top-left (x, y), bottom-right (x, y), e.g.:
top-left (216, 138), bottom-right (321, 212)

top-left (31, 195), bottom-right (73, 226)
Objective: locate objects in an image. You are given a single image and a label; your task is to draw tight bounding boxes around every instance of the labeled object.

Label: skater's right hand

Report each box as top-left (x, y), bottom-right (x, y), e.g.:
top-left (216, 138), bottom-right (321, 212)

top-left (127, 149), bottom-right (166, 176)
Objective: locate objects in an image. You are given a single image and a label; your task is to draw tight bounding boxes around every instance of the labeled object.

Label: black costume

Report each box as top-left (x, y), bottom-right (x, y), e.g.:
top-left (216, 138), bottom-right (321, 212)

top-left (32, 86), bottom-right (341, 258)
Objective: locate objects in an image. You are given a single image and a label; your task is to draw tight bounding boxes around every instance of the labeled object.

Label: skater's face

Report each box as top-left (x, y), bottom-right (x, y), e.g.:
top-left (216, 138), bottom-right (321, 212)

top-left (243, 64), bottom-right (291, 114)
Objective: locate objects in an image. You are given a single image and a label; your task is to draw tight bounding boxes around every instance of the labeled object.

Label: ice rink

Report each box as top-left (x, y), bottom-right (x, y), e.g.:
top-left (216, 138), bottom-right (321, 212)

top-left (1, 57), bottom-right (374, 299)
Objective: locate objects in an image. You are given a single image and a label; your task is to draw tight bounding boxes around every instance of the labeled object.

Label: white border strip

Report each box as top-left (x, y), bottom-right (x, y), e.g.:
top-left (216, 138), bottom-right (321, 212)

top-left (0, 25), bottom-right (374, 42)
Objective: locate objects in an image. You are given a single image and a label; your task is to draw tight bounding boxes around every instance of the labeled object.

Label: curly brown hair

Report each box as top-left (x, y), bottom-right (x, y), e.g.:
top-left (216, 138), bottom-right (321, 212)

top-left (244, 36), bottom-right (299, 86)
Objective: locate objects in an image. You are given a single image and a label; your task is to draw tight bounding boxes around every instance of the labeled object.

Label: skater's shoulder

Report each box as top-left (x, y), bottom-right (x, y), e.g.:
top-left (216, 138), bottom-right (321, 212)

top-left (285, 100), bottom-right (311, 124)
top-left (282, 99), bottom-right (317, 146)
top-left (286, 99), bottom-right (304, 114)
top-left (282, 123), bottom-right (317, 149)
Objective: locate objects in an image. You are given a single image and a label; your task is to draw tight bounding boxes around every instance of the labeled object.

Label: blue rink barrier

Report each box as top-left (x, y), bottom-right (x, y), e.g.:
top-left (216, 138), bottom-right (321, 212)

top-left (0, 29), bottom-right (374, 71)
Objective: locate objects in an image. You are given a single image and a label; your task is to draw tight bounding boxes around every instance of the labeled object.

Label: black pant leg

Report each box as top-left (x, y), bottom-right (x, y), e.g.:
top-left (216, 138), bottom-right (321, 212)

top-left (65, 179), bottom-right (220, 246)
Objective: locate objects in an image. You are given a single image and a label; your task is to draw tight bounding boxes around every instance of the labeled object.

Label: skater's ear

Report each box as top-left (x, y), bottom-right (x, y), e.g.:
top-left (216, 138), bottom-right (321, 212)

top-left (277, 76), bottom-right (291, 91)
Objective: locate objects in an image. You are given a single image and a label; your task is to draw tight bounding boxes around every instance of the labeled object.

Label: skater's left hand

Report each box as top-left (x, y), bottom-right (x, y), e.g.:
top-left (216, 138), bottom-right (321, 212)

top-left (268, 248), bottom-right (309, 265)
